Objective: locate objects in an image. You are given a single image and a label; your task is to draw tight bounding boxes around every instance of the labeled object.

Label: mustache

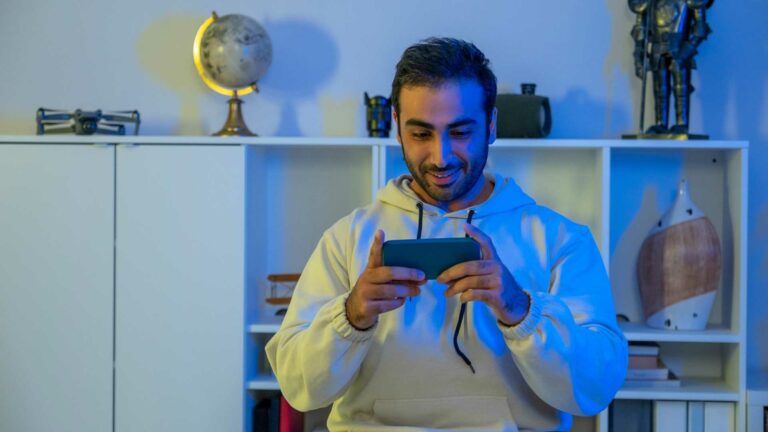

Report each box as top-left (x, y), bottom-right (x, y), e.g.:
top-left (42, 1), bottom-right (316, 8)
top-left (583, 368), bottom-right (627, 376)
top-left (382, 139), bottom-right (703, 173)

top-left (421, 163), bottom-right (465, 174)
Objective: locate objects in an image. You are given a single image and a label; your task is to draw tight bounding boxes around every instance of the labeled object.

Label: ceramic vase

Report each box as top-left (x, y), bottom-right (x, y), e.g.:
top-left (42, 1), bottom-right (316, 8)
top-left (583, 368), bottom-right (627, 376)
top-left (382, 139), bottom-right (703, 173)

top-left (636, 179), bottom-right (721, 330)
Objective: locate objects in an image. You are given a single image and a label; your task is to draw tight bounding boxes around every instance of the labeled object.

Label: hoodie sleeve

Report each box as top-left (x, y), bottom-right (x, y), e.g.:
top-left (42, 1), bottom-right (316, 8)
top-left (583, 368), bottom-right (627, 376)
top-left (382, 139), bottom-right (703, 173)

top-left (499, 224), bottom-right (628, 416)
top-left (265, 221), bottom-right (375, 411)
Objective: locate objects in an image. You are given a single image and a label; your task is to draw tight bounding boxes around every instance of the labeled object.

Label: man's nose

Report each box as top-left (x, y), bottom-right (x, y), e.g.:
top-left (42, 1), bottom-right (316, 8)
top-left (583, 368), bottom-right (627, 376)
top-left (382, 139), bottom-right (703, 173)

top-left (431, 134), bottom-right (453, 167)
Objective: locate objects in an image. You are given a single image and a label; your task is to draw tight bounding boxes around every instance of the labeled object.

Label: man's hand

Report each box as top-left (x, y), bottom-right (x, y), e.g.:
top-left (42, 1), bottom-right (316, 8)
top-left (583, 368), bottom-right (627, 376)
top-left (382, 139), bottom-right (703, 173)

top-left (345, 230), bottom-right (426, 330)
top-left (438, 224), bottom-right (530, 326)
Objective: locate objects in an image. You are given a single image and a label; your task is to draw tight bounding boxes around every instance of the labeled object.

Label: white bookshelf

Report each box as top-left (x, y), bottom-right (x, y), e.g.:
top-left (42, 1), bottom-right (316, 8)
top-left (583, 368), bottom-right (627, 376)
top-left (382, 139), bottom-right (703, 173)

top-left (240, 137), bottom-right (748, 432)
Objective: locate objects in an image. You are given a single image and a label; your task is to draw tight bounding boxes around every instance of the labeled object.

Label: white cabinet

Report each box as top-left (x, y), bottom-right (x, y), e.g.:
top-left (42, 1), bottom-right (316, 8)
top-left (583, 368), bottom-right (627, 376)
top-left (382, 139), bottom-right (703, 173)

top-left (0, 144), bottom-right (114, 432)
top-left (0, 139), bottom-right (245, 432)
top-left (0, 136), bottom-right (749, 432)
top-left (114, 145), bottom-right (244, 432)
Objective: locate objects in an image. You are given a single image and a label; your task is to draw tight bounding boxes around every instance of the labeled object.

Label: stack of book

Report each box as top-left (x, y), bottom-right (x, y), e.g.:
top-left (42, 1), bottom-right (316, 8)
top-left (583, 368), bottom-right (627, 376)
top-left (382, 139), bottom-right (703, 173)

top-left (625, 342), bottom-right (680, 387)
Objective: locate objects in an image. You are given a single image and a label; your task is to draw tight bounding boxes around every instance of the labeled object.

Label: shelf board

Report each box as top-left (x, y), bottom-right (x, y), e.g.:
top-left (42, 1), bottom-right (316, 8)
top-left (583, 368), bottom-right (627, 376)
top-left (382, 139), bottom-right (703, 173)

top-left (620, 322), bottom-right (740, 343)
top-left (247, 376), bottom-right (280, 391)
top-left (248, 323), bottom-right (281, 334)
top-left (0, 136), bottom-right (748, 150)
top-left (616, 377), bottom-right (739, 401)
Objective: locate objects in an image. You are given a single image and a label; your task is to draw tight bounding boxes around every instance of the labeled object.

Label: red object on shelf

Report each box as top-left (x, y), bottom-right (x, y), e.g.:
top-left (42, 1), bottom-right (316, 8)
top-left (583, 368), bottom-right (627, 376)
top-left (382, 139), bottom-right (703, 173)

top-left (279, 395), bottom-right (304, 432)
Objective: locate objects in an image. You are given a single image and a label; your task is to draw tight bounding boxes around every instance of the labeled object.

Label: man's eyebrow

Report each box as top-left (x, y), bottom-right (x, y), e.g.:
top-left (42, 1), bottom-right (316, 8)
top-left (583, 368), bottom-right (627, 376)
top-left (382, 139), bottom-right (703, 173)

top-left (447, 118), bottom-right (477, 128)
top-left (403, 118), bottom-right (478, 129)
top-left (404, 119), bottom-right (435, 129)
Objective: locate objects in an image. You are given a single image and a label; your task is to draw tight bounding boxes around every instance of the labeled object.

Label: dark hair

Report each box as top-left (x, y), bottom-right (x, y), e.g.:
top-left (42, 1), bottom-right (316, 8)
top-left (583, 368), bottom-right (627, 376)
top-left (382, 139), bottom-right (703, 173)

top-left (391, 37), bottom-right (497, 123)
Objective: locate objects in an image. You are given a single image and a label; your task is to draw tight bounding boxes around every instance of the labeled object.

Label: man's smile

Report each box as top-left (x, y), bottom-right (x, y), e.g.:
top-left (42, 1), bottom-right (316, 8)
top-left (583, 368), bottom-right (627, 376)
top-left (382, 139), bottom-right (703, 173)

top-left (426, 167), bottom-right (461, 186)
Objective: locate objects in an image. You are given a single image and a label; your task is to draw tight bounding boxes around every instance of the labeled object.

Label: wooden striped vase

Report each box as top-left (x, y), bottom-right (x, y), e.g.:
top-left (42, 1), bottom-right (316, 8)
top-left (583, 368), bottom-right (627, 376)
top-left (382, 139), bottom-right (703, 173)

top-left (636, 180), bottom-right (721, 330)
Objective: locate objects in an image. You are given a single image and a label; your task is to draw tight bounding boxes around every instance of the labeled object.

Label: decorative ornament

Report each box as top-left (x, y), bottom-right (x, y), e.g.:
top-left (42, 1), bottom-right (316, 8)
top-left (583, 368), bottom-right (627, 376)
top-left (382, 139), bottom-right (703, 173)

top-left (364, 92), bottom-right (391, 138)
top-left (193, 12), bottom-right (272, 136)
top-left (636, 179), bottom-right (721, 330)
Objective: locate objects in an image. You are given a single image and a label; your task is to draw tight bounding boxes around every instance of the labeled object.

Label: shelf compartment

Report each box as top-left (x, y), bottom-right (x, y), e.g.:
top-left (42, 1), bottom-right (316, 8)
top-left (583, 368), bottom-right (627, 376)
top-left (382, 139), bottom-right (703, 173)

top-left (609, 148), bottom-right (744, 333)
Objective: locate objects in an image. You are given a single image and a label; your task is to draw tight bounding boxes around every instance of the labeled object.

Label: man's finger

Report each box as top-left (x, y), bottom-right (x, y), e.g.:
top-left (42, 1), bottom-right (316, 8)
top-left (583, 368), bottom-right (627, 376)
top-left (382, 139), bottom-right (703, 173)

top-left (463, 224), bottom-right (498, 260)
top-left (367, 230), bottom-right (385, 269)
top-left (444, 274), bottom-right (499, 297)
top-left (368, 266), bottom-right (426, 284)
top-left (436, 260), bottom-right (496, 284)
top-left (368, 283), bottom-right (421, 300)
top-left (373, 298), bottom-right (406, 314)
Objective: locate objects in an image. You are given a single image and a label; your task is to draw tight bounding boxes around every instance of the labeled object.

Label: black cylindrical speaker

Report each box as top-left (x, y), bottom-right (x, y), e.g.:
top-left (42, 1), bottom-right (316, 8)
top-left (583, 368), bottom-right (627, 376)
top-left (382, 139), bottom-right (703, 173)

top-left (495, 84), bottom-right (552, 138)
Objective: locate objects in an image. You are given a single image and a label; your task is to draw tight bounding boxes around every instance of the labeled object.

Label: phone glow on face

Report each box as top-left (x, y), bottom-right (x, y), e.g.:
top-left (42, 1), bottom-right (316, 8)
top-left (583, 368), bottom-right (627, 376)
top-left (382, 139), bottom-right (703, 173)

top-left (395, 79), bottom-right (494, 212)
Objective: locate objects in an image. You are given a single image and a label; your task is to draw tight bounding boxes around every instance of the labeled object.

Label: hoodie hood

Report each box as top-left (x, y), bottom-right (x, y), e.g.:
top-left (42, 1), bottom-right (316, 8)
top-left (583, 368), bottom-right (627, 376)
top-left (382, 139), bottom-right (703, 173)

top-left (377, 172), bottom-right (536, 219)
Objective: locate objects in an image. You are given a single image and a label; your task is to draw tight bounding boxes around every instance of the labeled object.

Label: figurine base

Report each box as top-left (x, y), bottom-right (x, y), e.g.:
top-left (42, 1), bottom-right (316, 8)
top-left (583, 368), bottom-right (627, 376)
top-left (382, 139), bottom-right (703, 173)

top-left (622, 133), bottom-right (709, 140)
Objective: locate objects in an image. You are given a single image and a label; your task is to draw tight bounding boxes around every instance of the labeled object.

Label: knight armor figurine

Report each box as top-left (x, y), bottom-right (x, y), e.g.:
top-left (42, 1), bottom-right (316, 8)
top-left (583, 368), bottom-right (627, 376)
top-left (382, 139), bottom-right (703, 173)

top-left (629, 0), bottom-right (712, 135)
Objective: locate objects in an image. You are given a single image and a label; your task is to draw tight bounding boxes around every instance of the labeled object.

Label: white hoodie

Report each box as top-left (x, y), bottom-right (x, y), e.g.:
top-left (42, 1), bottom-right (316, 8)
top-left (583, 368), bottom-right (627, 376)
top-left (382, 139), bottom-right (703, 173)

top-left (266, 173), bottom-right (628, 432)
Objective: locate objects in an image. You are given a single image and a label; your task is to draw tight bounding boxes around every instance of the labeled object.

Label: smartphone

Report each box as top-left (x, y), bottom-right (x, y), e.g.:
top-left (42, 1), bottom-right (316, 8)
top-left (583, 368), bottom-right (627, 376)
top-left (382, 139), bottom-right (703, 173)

top-left (381, 237), bottom-right (482, 280)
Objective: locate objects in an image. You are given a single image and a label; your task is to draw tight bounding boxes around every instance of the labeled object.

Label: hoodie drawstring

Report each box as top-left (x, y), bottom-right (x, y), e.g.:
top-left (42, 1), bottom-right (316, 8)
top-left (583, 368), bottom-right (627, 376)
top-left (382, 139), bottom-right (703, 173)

top-left (415, 202), bottom-right (424, 240)
top-left (415, 203), bottom-right (476, 374)
top-left (454, 209), bottom-right (476, 374)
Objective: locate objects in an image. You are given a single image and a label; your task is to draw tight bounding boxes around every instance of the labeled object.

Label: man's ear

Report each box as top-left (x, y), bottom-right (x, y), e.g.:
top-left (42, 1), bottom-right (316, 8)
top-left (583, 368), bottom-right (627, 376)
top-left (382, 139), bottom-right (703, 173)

top-left (393, 111), bottom-right (402, 145)
top-left (488, 107), bottom-right (498, 145)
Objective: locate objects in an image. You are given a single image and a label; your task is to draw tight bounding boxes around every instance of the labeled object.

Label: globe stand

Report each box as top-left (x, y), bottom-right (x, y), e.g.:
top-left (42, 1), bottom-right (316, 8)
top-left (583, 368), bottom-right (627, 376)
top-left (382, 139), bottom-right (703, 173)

top-left (214, 92), bottom-right (256, 136)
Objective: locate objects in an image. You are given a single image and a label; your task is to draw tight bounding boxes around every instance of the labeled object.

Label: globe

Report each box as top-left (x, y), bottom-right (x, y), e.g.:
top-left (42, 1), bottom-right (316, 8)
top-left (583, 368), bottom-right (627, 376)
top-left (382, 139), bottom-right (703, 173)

top-left (193, 12), bottom-right (273, 135)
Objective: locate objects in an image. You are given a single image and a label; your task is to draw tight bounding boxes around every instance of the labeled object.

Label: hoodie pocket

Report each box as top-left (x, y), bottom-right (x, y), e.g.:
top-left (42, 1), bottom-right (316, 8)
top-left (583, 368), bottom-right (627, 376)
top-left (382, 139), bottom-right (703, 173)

top-left (372, 395), bottom-right (518, 431)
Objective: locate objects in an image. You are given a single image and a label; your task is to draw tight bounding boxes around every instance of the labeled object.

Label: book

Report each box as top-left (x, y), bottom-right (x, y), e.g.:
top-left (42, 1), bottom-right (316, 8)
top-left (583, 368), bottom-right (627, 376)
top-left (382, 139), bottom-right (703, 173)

top-left (703, 402), bottom-right (734, 432)
top-left (625, 358), bottom-right (669, 380)
top-left (624, 371), bottom-right (682, 388)
top-left (280, 395), bottom-right (304, 432)
top-left (653, 401), bottom-right (687, 432)
top-left (609, 399), bottom-right (651, 432)
top-left (252, 395), bottom-right (280, 432)
top-left (628, 342), bottom-right (660, 356)
top-left (687, 401), bottom-right (704, 432)
top-left (628, 354), bottom-right (659, 369)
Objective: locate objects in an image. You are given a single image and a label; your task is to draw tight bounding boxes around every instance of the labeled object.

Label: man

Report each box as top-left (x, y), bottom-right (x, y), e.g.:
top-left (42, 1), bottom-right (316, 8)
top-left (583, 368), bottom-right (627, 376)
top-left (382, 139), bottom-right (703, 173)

top-left (266, 37), bottom-right (627, 431)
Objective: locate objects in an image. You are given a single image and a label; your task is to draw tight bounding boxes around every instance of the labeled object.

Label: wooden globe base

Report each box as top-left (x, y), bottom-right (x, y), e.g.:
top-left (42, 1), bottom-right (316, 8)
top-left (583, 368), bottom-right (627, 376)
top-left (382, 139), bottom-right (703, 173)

top-left (214, 96), bottom-right (256, 137)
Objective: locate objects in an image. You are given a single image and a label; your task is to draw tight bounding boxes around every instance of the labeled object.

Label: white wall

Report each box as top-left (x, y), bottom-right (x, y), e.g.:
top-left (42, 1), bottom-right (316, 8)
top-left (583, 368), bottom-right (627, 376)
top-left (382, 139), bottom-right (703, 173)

top-left (1, 0), bottom-right (766, 371)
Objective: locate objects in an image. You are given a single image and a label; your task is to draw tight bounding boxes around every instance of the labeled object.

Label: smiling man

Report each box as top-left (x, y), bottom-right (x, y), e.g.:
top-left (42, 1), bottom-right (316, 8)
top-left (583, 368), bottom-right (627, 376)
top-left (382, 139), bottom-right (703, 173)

top-left (266, 37), bottom-right (627, 431)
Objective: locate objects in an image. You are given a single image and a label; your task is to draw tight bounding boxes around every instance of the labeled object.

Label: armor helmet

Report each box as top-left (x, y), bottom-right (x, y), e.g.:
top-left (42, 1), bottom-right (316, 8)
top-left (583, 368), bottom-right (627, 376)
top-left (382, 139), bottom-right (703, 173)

top-left (629, 0), bottom-right (651, 13)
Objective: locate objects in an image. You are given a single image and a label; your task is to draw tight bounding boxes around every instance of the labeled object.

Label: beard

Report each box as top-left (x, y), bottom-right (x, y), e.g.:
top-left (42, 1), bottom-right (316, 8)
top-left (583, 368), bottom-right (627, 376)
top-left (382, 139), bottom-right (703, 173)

top-left (404, 144), bottom-right (488, 204)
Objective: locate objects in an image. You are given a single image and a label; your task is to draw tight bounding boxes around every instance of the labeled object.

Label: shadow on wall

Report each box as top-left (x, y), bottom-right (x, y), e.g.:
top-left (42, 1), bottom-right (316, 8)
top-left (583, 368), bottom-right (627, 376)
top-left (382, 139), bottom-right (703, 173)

top-left (549, 88), bottom-right (630, 139)
top-left (258, 18), bottom-right (339, 136)
top-left (135, 14), bottom-right (210, 135)
top-left (690, 3), bottom-right (768, 368)
top-left (0, 116), bottom-right (35, 135)
top-left (696, 4), bottom-right (768, 141)
top-left (603, 0), bottom-right (638, 137)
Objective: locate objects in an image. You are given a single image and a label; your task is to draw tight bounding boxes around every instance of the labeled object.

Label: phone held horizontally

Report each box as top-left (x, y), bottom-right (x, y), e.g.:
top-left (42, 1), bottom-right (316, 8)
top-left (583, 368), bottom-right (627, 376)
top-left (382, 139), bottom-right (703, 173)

top-left (381, 238), bottom-right (482, 280)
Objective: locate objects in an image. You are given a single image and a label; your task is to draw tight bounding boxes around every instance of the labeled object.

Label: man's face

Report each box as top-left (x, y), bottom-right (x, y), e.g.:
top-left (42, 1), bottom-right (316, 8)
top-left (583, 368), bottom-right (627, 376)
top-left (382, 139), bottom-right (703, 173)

top-left (395, 79), bottom-right (496, 210)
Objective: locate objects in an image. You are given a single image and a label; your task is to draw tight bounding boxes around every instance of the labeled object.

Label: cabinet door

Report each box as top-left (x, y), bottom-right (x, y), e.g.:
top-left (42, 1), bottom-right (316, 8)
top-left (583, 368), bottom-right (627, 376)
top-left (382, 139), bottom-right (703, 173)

top-left (115, 145), bottom-right (244, 432)
top-left (0, 144), bottom-right (114, 432)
